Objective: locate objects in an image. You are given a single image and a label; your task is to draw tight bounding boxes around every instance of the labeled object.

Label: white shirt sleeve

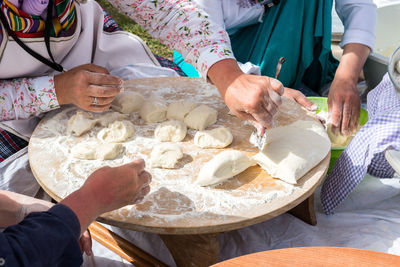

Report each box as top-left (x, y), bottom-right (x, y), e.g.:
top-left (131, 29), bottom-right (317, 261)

top-left (335, 0), bottom-right (377, 50)
top-left (0, 76), bottom-right (60, 121)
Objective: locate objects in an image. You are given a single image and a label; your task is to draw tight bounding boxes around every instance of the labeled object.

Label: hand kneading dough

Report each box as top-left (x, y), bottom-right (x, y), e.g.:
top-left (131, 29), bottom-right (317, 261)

top-left (151, 143), bottom-right (183, 169)
top-left (71, 142), bottom-right (124, 160)
top-left (194, 127), bottom-right (233, 148)
top-left (195, 150), bottom-right (255, 186)
top-left (184, 105), bottom-right (217, 130)
top-left (112, 91), bottom-right (145, 114)
top-left (140, 99), bottom-right (168, 123)
top-left (154, 120), bottom-right (187, 142)
top-left (68, 111), bottom-right (98, 136)
top-left (167, 101), bottom-right (196, 121)
top-left (97, 120), bottom-right (135, 143)
top-left (97, 111), bottom-right (128, 127)
top-left (326, 123), bottom-right (353, 147)
top-left (253, 120), bottom-right (330, 184)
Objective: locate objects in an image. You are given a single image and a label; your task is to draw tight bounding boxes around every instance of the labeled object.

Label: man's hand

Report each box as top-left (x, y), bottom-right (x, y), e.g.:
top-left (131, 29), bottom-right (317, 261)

top-left (61, 159), bottom-right (151, 234)
top-left (283, 88), bottom-right (317, 111)
top-left (328, 43), bottom-right (370, 135)
top-left (54, 64), bottom-right (123, 113)
top-left (208, 59), bottom-right (284, 131)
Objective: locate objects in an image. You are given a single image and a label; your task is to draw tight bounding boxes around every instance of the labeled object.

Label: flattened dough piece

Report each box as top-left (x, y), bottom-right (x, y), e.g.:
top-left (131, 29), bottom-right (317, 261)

top-left (140, 99), bottom-right (168, 123)
top-left (71, 142), bottom-right (97, 160)
top-left (68, 111), bottom-right (98, 136)
top-left (194, 127), bottom-right (233, 148)
top-left (253, 120), bottom-right (330, 184)
top-left (97, 111), bottom-right (128, 127)
top-left (151, 143), bottom-right (183, 169)
top-left (97, 120), bottom-right (135, 143)
top-left (195, 150), bottom-right (255, 186)
top-left (112, 91), bottom-right (145, 114)
top-left (184, 104), bottom-right (217, 130)
top-left (71, 142), bottom-right (124, 160)
top-left (154, 120), bottom-right (187, 142)
top-left (167, 101), bottom-right (196, 121)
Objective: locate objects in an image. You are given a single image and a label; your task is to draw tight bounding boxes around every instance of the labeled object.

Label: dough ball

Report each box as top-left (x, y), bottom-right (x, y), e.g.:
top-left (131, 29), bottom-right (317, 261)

top-left (195, 150), bottom-right (255, 186)
top-left (167, 101), bottom-right (197, 121)
top-left (112, 91), bottom-right (145, 114)
top-left (97, 120), bottom-right (135, 143)
top-left (396, 60), bottom-right (400, 74)
top-left (140, 99), bottom-right (168, 123)
top-left (154, 120), bottom-right (187, 142)
top-left (151, 143), bottom-right (183, 169)
top-left (68, 111), bottom-right (98, 136)
top-left (252, 120), bottom-right (330, 184)
top-left (194, 127), bottom-right (233, 148)
top-left (326, 123), bottom-right (352, 147)
top-left (184, 105), bottom-right (217, 130)
top-left (96, 143), bottom-right (124, 160)
top-left (71, 142), bottom-right (97, 160)
top-left (97, 111), bottom-right (128, 127)
top-left (71, 142), bottom-right (124, 160)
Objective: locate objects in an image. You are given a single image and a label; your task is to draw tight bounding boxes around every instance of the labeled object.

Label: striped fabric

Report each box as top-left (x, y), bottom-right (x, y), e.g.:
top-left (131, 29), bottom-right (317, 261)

top-left (0, 0), bottom-right (75, 38)
top-left (0, 128), bottom-right (28, 162)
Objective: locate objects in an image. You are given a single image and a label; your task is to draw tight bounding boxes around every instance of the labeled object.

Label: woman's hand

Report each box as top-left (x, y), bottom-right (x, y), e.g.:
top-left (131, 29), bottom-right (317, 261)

top-left (54, 64), bottom-right (123, 113)
top-left (283, 88), bottom-right (317, 111)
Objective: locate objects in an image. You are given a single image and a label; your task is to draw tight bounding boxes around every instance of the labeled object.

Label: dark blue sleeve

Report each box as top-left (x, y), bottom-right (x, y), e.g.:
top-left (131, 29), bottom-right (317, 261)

top-left (0, 204), bottom-right (83, 267)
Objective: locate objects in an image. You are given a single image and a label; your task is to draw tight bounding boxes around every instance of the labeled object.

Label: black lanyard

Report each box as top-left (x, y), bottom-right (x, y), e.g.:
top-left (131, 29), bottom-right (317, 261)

top-left (0, 0), bottom-right (65, 72)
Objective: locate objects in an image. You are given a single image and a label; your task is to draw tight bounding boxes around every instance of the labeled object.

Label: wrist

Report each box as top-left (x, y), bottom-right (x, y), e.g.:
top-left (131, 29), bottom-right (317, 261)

top-left (54, 74), bottom-right (68, 105)
top-left (207, 59), bottom-right (243, 97)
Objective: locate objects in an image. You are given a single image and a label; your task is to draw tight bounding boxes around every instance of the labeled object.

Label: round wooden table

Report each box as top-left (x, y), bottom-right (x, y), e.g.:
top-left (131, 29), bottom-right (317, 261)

top-left (212, 247), bottom-right (400, 267)
top-left (29, 77), bottom-right (330, 267)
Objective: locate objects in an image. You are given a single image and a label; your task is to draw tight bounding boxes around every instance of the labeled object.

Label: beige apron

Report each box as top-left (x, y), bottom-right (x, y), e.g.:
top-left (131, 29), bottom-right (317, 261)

top-left (0, 0), bottom-right (160, 196)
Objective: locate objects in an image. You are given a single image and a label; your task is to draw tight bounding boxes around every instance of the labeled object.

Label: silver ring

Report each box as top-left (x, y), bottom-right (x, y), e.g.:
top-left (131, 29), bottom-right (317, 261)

top-left (92, 97), bottom-right (98, 106)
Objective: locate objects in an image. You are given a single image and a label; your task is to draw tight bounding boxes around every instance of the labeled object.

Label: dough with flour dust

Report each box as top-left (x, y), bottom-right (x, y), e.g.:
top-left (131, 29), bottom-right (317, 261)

top-left (195, 150), bottom-right (255, 186)
top-left (151, 143), bottom-right (183, 169)
top-left (140, 99), bottom-right (168, 123)
top-left (67, 111), bottom-right (98, 136)
top-left (154, 120), bottom-right (187, 142)
top-left (97, 120), bottom-right (135, 143)
top-left (253, 120), bottom-right (330, 184)
top-left (71, 142), bottom-right (124, 160)
top-left (97, 111), bottom-right (128, 127)
top-left (194, 127), bottom-right (233, 148)
top-left (184, 104), bottom-right (217, 130)
top-left (112, 91), bottom-right (144, 114)
top-left (167, 101), bottom-right (196, 121)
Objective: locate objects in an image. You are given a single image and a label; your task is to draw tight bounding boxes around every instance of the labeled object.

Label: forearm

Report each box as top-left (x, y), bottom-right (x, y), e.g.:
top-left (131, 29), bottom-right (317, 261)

top-left (107, 0), bottom-right (234, 78)
top-left (335, 43), bottom-right (370, 83)
top-left (0, 76), bottom-right (60, 121)
top-left (207, 59), bottom-right (243, 98)
top-left (0, 190), bottom-right (53, 228)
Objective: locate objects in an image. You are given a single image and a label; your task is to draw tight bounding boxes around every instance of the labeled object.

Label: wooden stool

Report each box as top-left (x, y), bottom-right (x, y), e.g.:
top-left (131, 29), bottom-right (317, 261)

top-left (212, 247), bottom-right (400, 267)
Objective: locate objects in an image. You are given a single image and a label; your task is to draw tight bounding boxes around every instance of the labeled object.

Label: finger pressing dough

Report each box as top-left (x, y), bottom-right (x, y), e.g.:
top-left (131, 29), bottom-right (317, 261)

top-left (195, 150), bottom-right (255, 186)
top-left (184, 104), bottom-right (217, 130)
top-left (68, 111), bottom-right (98, 136)
top-left (326, 123), bottom-right (353, 147)
top-left (112, 91), bottom-right (145, 114)
top-left (97, 111), bottom-right (128, 127)
top-left (154, 120), bottom-right (187, 142)
top-left (253, 120), bottom-right (330, 184)
top-left (194, 127), bottom-right (233, 148)
top-left (71, 142), bottom-right (124, 160)
top-left (140, 99), bottom-right (168, 123)
top-left (151, 143), bottom-right (183, 169)
top-left (167, 101), bottom-right (197, 121)
top-left (97, 120), bottom-right (135, 143)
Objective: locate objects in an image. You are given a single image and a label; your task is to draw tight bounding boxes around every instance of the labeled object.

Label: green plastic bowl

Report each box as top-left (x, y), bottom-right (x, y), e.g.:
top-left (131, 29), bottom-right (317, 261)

top-left (307, 97), bottom-right (368, 173)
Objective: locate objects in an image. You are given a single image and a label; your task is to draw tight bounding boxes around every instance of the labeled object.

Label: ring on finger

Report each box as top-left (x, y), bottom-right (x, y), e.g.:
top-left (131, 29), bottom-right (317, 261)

top-left (92, 96), bottom-right (99, 106)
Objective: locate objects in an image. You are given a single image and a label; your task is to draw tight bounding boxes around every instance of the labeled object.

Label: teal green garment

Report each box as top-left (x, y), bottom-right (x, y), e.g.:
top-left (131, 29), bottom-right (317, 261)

top-left (174, 0), bottom-right (338, 92)
top-left (173, 51), bottom-right (199, 77)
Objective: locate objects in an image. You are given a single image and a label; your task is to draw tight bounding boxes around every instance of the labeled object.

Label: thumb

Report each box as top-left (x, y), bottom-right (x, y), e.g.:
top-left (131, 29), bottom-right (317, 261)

top-left (269, 78), bottom-right (284, 95)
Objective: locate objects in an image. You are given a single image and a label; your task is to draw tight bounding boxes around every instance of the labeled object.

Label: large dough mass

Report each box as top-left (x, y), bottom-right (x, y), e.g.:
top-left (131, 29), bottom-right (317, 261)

top-left (195, 150), bottom-right (255, 186)
top-left (253, 120), bottom-right (330, 184)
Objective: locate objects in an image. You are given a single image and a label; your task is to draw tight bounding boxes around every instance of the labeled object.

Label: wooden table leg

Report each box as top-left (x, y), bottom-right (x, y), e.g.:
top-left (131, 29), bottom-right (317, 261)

top-left (160, 233), bottom-right (220, 267)
top-left (288, 194), bottom-right (317, 226)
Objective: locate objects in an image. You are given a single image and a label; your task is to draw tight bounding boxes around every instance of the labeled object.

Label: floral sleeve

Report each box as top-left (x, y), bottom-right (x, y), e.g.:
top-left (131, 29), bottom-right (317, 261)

top-left (0, 76), bottom-right (60, 121)
top-left (107, 0), bottom-right (235, 78)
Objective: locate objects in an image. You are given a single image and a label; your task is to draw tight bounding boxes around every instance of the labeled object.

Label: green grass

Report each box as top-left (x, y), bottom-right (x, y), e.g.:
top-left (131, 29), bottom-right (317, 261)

top-left (96, 0), bottom-right (173, 58)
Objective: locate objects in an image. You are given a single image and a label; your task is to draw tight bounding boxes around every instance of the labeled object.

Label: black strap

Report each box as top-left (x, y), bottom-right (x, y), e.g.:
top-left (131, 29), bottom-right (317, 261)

top-left (0, 1), bottom-right (64, 72)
